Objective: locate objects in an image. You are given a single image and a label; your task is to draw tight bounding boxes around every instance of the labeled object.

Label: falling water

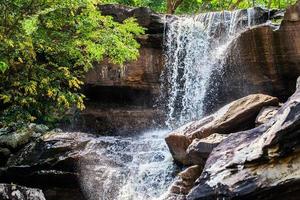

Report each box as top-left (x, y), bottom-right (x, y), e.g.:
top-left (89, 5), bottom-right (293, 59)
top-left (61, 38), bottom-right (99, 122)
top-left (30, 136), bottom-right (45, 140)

top-left (78, 8), bottom-right (264, 200)
top-left (79, 130), bottom-right (178, 200)
top-left (163, 9), bottom-right (257, 128)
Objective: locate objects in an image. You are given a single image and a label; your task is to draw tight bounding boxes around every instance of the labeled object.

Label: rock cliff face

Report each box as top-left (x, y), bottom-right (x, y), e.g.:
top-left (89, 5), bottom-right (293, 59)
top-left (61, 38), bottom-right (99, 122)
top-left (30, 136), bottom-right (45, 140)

top-left (81, 3), bottom-right (300, 134)
top-left (75, 5), bottom-right (166, 134)
top-left (205, 1), bottom-right (300, 113)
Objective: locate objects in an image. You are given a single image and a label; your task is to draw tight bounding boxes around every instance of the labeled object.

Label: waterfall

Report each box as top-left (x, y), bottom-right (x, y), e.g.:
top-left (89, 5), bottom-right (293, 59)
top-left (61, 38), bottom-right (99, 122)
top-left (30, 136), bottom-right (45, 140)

top-left (78, 8), bottom-right (262, 200)
top-left (163, 9), bottom-right (257, 128)
top-left (79, 130), bottom-right (178, 200)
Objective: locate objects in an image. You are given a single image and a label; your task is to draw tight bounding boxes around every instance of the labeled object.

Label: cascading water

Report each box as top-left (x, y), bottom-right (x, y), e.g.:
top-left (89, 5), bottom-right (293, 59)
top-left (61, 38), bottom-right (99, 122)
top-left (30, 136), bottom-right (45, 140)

top-left (78, 8), bottom-right (262, 200)
top-left (79, 130), bottom-right (178, 200)
top-left (163, 8), bottom-right (257, 128)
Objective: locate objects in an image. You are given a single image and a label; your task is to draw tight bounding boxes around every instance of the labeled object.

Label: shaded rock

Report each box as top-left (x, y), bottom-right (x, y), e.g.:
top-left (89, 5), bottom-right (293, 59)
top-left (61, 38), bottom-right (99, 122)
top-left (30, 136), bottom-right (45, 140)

top-left (0, 128), bottom-right (33, 150)
top-left (186, 133), bottom-right (228, 165)
top-left (187, 79), bottom-right (300, 200)
top-left (0, 184), bottom-right (46, 200)
top-left (255, 106), bottom-right (279, 125)
top-left (0, 131), bottom-right (90, 200)
top-left (165, 94), bottom-right (279, 165)
top-left (0, 148), bottom-right (11, 166)
top-left (0, 124), bottom-right (49, 151)
top-left (72, 105), bottom-right (165, 135)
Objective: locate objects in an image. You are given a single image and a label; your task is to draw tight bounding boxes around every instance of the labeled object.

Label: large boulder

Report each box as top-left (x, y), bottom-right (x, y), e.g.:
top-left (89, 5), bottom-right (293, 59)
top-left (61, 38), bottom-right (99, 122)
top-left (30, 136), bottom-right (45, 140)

top-left (165, 94), bottom-right (279, 165)
top-left (0, 131), bottom-right (90, 200)
top-left (187, 78), bottom-right (300, 200)
top-left (0, 184), bottom-right (46, 200)
top-left (186, 133), bottom-right (228, 166)
top-left (0, 124), bottom-right (49, 150)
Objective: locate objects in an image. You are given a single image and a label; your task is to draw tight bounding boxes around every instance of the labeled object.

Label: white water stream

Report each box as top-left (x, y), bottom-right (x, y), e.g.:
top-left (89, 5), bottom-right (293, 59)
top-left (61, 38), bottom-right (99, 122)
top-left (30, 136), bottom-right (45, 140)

top-left (78, 8), bottom-right (262, 200)
top-left (79, 130), bottom-right (178, 200)
top-left (163, 8), bottom-right (257, 128)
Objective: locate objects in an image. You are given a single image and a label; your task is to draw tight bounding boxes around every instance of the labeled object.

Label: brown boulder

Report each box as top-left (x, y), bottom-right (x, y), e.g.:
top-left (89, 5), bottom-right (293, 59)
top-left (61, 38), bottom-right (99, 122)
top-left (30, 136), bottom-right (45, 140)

top-left (186, 133), bottom-right (228, 165)
top-left (165, 94), bottom-right (279, 165)
top-left (169, 165), bottom-right (203, 196)
top-left (187, 77), bottom-right (300, 200)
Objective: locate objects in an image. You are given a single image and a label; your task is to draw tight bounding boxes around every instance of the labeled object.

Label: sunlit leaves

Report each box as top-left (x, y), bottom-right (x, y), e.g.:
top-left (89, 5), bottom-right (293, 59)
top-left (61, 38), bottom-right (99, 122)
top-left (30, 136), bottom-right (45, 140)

top-left (22, 16), bottom-right (39, 35)
top-left (0, 61), bottom-right (9, 73)
top-left (0, 0), bottom-right (144, 125)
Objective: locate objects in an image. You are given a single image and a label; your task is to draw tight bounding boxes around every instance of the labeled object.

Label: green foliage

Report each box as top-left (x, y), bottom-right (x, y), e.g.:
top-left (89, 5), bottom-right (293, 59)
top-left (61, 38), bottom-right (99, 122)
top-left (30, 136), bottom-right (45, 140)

top-left (108, 0), bottom-right (167, 12)
top-left (109, 0), bottom-right (298, 14)
top-left (0, 0), bottom-right (144, 126)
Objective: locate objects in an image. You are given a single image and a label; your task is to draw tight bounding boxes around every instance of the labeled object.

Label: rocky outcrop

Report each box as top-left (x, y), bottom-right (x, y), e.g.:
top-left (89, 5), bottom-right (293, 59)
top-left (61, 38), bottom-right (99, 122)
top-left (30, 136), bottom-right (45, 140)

top-left (0, 124), bottom-right (48, 150)
top-left (169, 165), bottom-right (203, 196)
top-left (255, 106), bottom-right (279, 125)
top-left (165, 94), bottom-right (279, 165)
top-left (0, 131), bottom-right (89, 200)
top-left (186, 79), bottom-right (300, 200)
top-left (206, 0), bottom-right (300, 113)
top-left (0, 184), bottom-right (46, 200)
top-left (0, 124), bottom-right (49, 166)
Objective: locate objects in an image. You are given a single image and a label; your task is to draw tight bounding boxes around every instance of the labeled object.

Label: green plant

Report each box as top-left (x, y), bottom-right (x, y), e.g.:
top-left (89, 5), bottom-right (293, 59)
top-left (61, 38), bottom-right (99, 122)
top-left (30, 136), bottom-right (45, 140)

top-left (0, 0), bottom-right (144, 126)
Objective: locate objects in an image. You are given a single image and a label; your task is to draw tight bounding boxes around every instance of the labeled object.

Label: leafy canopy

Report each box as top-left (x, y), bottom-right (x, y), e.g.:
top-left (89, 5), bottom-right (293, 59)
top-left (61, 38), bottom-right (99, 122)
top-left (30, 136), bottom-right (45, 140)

top-left (0, 0), bottom-right (144, 125)
top-left (109, 0), bottom-right (297, 14)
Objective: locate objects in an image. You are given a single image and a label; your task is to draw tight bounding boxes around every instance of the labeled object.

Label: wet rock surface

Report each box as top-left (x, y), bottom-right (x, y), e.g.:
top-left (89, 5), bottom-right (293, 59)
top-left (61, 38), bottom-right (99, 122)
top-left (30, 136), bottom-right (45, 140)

top-left (186, 80), bottom-right (300, 199)
top-left (0, 184), bottom-right (46, 200)
top-left (165, 94), bottom-right (279, 165)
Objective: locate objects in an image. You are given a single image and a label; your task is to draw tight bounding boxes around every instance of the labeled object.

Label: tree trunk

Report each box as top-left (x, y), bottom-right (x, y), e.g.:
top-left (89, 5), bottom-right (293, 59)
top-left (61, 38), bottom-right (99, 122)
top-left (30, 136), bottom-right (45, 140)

top-left (167, 0), bottom-right (184, 14)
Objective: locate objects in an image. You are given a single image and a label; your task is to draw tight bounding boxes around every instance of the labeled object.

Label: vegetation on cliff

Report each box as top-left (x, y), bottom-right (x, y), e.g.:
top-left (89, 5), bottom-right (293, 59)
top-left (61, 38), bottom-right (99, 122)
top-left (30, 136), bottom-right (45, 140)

top-left (0, 0), bottom-right (144, 126)
top-left (109, 0), bottom-right (298, 14)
